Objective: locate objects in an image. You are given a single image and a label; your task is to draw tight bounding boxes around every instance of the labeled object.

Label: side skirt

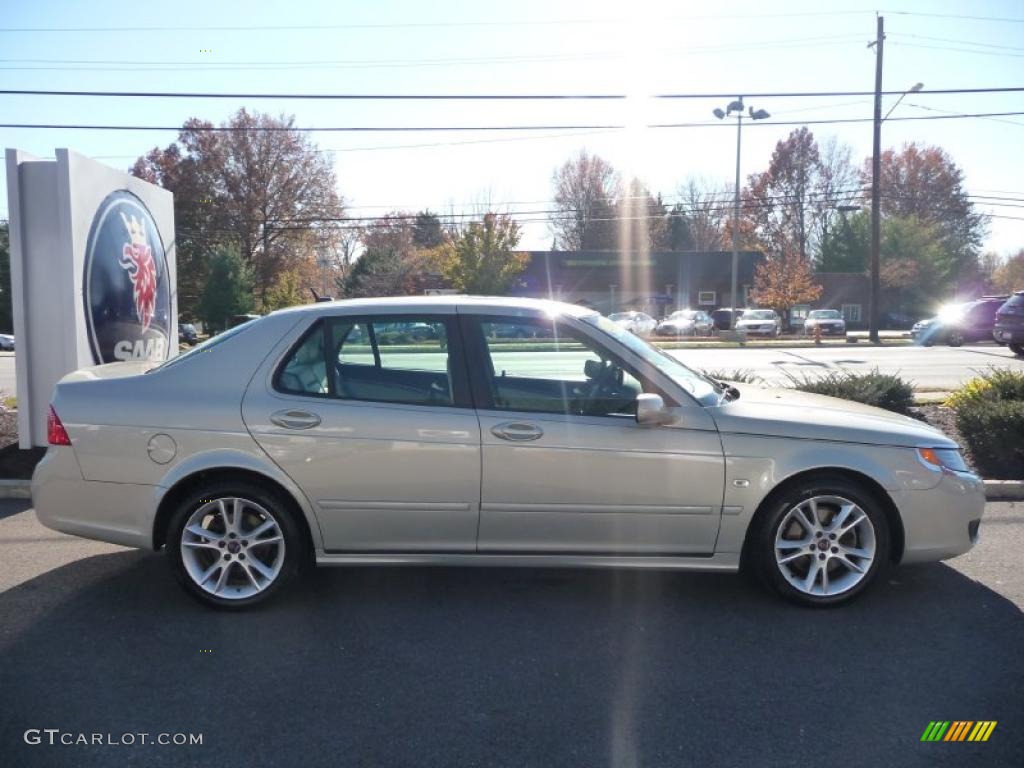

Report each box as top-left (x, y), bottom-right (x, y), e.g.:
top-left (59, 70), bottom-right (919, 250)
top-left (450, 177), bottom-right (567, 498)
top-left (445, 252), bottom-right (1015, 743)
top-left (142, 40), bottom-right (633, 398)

top-left (314, 551), bottom-right (741, 571)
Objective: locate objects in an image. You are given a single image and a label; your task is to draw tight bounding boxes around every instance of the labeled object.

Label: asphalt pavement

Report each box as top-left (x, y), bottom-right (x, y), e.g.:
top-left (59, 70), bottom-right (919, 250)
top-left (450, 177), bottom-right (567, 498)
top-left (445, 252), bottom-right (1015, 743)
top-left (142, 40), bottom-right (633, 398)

top-left (0, 499), bottom-right (1020, 767)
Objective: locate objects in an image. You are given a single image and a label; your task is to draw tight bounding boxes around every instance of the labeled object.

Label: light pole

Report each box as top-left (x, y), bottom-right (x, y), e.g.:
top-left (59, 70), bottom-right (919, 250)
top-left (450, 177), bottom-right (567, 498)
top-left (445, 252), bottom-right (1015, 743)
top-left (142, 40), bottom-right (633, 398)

top-left (713, 99), bottom-right (770, 330)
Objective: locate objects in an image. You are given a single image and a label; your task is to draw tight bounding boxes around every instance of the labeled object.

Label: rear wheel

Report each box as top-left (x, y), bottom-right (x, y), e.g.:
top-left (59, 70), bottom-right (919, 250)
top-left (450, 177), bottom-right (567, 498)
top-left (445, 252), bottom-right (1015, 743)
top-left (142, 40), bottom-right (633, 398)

top-left (754, 477), bottom-right (890, 607)
top-left (947, 330), bottom-right (964, 347)
top-left (167, 481), bottom-right (304, 609)
top-left (1010, 343), bottom-right (1024, 357)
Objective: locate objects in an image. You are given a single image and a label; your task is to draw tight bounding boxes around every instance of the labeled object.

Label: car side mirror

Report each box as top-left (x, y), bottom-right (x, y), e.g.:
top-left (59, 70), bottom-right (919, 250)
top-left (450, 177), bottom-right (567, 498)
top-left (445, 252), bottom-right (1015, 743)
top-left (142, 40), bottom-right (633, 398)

top-left (635, 393), bottom-right (672, 426)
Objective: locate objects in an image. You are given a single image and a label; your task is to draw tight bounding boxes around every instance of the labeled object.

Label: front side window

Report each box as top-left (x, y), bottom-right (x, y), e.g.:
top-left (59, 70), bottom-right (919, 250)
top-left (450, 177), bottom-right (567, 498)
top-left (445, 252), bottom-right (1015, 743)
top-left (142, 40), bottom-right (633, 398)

top-left (474, 318), bottom-right (647, 417)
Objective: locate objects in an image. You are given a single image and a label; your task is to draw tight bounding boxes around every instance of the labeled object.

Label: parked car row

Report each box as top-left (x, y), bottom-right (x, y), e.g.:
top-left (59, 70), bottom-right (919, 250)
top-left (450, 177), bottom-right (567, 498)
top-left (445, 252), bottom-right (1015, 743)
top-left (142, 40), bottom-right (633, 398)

top-left (655, 310), bottom-right (715, 337)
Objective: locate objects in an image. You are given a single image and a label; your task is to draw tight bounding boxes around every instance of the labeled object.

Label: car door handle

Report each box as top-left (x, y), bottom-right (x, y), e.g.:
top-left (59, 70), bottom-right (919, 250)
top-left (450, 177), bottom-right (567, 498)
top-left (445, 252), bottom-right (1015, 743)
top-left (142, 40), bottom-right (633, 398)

top-left (491, 421), bottom-right (544, 442)
top-left (270, 409), bottom-right (322, 430)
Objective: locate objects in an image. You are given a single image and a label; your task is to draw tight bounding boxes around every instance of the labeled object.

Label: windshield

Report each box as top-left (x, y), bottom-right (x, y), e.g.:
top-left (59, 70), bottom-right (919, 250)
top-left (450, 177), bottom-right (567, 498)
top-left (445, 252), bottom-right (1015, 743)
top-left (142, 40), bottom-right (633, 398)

top-left (668, 311), bottom-right (695, 320)
top-left (608, 313), bottom-right (631, 321)
top-left (580, 314), bottom-right (720, 405)
top-left (151, 318), bottom-right (258, 372)
top-left (809, 310), bottom-right (841, 319)
top-left (742, 310), bottom-right (775, 320)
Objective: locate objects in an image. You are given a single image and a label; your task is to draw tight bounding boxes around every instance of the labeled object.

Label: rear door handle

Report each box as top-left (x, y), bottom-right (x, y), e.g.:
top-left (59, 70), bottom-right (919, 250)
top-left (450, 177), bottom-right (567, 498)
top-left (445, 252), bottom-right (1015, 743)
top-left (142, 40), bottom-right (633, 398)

top-left (270, 409), bottom-right (322, 430)
top-left (491, 421), bottom-right (544, 442)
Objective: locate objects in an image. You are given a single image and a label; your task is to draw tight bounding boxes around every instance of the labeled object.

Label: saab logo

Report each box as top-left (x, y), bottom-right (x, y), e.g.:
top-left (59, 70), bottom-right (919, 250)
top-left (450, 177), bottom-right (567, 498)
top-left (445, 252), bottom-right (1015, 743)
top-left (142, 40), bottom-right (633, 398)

top-left (921, 721), bottom-right (997, 742)
top-left (84, 191), bottom-right (171, 363)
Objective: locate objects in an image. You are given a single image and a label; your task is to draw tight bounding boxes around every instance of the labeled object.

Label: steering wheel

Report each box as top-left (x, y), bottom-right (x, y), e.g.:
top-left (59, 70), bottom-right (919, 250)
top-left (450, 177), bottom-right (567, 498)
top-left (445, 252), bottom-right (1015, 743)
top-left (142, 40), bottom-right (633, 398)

top-left (580, 360), bottom-right (623, 415)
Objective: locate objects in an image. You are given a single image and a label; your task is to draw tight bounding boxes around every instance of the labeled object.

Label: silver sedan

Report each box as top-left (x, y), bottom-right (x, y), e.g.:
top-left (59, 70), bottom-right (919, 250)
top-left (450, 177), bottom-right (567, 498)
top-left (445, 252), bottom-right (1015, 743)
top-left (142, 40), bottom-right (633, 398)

top-left (33, 297), bottom-right (984, 609)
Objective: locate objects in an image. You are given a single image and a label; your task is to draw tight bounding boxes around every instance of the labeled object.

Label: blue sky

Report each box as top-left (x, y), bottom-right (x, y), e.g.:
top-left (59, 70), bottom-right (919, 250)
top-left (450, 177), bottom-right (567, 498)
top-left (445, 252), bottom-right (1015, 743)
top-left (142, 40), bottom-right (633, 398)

top-left (2, 0), bottom-right (1022, 254)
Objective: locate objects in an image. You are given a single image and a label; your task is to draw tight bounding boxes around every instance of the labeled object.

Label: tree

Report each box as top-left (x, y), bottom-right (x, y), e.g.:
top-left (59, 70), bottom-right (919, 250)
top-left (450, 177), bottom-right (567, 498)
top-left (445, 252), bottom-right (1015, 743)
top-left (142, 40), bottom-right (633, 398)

top-left (263, 267), bottom-right (310, 312)
top-left (339, 214), bottom-right (430, 298)
top-left (438, 213), bottom-right (527, 294)
top-left (615, 178), bottom-right (671, 253)
top-left (0, 223), bottom-right (11, 334)
top-left (131, 109), bottom-right (344, 313)
top-left (412, 210), bottom-right (445, 249)
top-left (665, 178), bottom-right (730, 252)
top-left (751, 249), bottom-right (823, 323)
top-left (198, 248), bottom-right (255, 332)
top-left (819, 210), bottom-right (869, 272)
top-left (864, 142), bottom-right (987, 281)
top-left (550, 150), bottom-right (620, 250)
top-left (992, 250), bottom-right (1024, 294)
top-left (878, 216), bottom-right (955, 314)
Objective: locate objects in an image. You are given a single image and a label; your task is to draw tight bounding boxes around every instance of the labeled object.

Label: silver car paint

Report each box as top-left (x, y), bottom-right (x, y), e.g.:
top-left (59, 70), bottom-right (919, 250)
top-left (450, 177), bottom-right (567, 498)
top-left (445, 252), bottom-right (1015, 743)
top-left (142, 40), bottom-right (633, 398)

top-left (32, 296), bottom-right (983, 571)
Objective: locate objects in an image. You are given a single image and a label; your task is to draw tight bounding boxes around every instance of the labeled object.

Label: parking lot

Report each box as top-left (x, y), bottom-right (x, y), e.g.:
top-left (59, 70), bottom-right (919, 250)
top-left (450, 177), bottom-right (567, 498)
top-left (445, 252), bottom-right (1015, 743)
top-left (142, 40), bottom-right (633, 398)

top-left (0, 498), bottom-right (1020, 767)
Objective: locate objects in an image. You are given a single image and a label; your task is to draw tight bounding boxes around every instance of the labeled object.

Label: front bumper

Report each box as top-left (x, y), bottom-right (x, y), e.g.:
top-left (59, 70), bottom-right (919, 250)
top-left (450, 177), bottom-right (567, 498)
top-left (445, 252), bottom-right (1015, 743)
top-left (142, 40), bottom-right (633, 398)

top-left (993, 325), bottom-right (1023, 344)
top-left (806, 324), bottom-right (845, 335)
top-left (894, 470), bottom-right (985, 564)
top-left (738, 326), bottom-right (776, 336)
top-left (32, 446), bottom-right (159, 549)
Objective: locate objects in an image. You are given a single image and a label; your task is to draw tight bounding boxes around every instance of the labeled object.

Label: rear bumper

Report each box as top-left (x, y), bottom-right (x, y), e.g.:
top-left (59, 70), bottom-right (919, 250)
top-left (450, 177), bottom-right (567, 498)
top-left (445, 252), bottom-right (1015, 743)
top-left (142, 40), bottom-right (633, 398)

top-left (31, 446), bottom-right (158, 549)
top-left (894, 470), bottom-right (986, 564)
top-left (993, 326), bottom-right (1023, 343)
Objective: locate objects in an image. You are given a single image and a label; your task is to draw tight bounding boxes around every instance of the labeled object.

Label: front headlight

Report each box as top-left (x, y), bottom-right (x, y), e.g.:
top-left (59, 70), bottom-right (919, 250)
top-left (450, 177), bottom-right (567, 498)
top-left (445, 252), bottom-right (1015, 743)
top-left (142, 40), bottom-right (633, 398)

top-left (917, 447), bottom-right (970, 473)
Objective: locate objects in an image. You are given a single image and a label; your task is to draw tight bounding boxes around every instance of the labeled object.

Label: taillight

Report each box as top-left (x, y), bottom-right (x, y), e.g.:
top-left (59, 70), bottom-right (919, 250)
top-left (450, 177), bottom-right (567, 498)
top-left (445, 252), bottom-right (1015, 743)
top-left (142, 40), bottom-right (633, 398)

top-left (47, 405), bottom-right (71, 446)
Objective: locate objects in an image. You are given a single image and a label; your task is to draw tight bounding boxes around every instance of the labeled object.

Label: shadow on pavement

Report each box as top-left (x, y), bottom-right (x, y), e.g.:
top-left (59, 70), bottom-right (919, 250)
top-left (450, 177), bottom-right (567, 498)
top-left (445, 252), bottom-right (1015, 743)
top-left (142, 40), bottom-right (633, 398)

top-left (0, 551), bottom-right (1020, 767)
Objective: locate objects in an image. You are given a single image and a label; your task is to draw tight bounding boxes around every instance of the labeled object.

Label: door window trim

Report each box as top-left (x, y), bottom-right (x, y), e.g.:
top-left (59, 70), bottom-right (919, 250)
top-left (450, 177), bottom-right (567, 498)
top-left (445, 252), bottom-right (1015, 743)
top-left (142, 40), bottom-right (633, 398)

top-left (459, 313), bottom-right (675, 416)
top-left (273, 314), bottom-right (474, 409)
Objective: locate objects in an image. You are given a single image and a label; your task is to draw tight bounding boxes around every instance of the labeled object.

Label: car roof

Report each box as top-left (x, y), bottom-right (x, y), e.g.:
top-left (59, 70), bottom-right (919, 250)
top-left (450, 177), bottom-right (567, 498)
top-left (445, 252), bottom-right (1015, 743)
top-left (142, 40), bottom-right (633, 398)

top-left (271, 295), bottom-right (597, 319)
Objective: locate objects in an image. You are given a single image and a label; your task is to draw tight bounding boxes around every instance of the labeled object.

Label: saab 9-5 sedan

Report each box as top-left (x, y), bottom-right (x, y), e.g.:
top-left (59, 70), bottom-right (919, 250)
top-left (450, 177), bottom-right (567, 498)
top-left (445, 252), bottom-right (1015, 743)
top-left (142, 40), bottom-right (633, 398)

top-left (32, 297), bottom-right (984, 609)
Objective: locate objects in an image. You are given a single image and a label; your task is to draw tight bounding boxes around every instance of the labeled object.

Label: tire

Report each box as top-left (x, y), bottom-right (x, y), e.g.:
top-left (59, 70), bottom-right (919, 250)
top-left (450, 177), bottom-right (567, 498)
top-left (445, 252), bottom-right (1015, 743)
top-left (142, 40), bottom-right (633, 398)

top-left (167, 480), bottom-right (305, 610)
top-left (947, 330), bottom-right (964, 347)
top-left (1010, 343), bottom-right (1024, 357)
top-left (753, 476), bottom-right (890, 607)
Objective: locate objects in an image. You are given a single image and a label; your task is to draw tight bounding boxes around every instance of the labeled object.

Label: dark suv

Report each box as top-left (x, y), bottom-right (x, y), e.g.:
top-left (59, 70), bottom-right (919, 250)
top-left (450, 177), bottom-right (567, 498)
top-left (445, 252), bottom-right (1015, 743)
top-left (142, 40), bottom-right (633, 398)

top-left (911, 296), bottom-right (1008, 346)
top-left (994, 291), bottom-right (1024, 356)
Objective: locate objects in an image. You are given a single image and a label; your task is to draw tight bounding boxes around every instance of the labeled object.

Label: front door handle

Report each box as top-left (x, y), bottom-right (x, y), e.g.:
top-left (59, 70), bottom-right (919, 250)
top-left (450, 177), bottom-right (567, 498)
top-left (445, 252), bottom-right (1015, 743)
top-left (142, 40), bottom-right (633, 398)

top-left (270, 409), bottom-right (322, 430)
top-left (491, 421), bottom-right (544, 442)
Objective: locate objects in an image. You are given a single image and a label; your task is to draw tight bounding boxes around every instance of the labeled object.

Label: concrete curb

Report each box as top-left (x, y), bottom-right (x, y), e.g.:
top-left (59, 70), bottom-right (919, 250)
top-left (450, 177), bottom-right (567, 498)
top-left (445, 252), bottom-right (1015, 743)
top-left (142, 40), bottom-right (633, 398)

top-left (0, 479), bottom-right (31, 499)
top-left (0, 478), bottom-right (1020, 503)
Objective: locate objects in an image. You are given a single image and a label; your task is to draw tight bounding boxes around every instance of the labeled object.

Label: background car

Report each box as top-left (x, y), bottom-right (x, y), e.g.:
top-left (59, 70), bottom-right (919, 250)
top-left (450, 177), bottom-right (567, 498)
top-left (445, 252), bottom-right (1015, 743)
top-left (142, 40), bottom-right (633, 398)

top-left (178, 323), bottom-right (198, 346)
top-left (710, 308), bottom-right (744, 331)
top-left (0, 334), bottom-right (14, 351)
top-left (735, 309), bottom-right (781, 337)
top-left (880, 311), bottom-right (917, 330)
top-left (912, 296), bottom-right (1008, 346)
top-left (803, 309), bottom-right (846, 337)
top-left (656, 310), bottom-right (714, 337)
top-left (993, 290), bottom-right (1024, 356)
top-left (608, 311), bottom-right (657, 336)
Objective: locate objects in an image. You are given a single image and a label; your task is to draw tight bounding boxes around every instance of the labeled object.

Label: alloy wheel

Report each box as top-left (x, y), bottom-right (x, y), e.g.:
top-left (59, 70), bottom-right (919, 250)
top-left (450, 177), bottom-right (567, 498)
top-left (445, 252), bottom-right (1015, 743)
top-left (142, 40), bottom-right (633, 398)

top-left (180, 497), bottom-right (286, 600)
top-left (773, 495), bottom-right (876, 598)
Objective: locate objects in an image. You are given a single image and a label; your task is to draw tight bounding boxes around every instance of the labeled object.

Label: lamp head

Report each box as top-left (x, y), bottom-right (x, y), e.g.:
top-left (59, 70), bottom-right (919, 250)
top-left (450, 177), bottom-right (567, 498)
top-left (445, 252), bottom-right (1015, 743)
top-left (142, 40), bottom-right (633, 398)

top-left (712, 108), bottom-right (726, 119)
top-left (910, 82), bottom-right (924, 92)
top-left (750, 108), bottom-right (771, 120)
top-left (726, 99), bottom-right (744, 114)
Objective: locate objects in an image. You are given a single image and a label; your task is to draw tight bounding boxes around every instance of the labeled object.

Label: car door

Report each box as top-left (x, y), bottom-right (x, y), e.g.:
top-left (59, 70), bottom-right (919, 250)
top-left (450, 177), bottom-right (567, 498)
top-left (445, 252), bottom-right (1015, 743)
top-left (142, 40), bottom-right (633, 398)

top-left (462, 311), bottom-right (725, 555)
top-left (242, 312), bottom-right (481, 553)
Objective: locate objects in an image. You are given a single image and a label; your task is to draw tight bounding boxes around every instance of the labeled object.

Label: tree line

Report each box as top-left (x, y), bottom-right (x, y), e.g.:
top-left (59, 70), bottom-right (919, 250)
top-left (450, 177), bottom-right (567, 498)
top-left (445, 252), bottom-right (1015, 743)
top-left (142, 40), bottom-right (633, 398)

top-left (125, 108), bottom-right (1012, 329)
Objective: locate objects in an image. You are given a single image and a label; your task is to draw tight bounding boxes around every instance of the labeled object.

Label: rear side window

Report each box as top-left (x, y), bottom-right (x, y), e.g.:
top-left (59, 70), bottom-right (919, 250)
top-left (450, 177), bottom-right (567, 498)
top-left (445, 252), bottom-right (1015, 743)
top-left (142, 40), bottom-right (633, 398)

top-left (276, 316), bottom-right (466, 407)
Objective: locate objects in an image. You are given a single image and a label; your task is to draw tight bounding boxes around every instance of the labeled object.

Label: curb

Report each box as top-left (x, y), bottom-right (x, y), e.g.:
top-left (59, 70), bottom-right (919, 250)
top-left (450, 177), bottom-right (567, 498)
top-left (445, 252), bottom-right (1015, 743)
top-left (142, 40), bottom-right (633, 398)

top-left (984, 480), bottom-right (1024, 501)
top-left (0, 479), bottom-right (31, 499)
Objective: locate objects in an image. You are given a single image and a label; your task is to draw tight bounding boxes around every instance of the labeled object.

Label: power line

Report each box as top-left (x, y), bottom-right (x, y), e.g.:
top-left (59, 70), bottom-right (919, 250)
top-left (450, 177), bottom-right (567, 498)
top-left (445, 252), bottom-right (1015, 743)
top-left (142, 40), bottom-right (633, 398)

top-left (891, 42), bottom-right (1024, 59)
top-left (883, 10), bottom-right (1024, 24)
top-left (894, 33), bottom-right (1024, 52)
top-left (2, 86), bottom-right (1023, 100)
top-left (4, 111), bottom-right (1022, 133)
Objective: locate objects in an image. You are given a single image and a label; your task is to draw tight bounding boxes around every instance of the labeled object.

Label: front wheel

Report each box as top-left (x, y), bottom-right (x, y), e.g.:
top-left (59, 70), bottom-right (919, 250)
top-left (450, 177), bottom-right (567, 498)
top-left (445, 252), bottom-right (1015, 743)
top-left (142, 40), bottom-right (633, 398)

top-left (167, 481), bottom-right (305, 609)
top-left (754, 478), bottom-right (890, 607)
top-left (947, 330), bottom-right (964, 347)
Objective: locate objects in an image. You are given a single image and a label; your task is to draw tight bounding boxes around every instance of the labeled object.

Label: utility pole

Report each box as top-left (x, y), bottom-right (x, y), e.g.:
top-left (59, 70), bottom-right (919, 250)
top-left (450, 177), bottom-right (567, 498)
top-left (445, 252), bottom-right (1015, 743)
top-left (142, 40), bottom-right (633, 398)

top-left (868, 15), bottom-right (884, 344)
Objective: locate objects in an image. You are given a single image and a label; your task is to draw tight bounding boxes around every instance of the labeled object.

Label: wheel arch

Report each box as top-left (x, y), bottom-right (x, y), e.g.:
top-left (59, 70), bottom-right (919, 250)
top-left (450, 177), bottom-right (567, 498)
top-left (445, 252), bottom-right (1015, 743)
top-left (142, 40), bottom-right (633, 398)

top-left (739, 467), bottom-right (905, 571)
top-left (152, 464), bottom-right (320, 560)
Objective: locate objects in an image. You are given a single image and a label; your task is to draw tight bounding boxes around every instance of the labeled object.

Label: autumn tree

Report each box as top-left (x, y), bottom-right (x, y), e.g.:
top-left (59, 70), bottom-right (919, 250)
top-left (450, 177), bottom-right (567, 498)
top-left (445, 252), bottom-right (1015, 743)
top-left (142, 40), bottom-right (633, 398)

top-left (864, 142), bottom-right (986, 281)
top-left (751, 250), bottom-right (823, 324)
top-left (438, 213), bottom-right (527, 294)
top-left (992, 250), bottom-right (1024, 294)
top-left (550, 150), bottom-right (620, 250)
top-left (339, 214), bottom-right (431, 298)
top-left (131, 109), bottom-right (345, 313)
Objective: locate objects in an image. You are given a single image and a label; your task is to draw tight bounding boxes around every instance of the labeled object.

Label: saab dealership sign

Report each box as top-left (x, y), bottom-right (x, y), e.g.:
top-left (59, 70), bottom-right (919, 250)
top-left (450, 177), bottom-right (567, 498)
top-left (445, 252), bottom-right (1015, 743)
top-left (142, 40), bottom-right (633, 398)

top-left (5, 149), bottom-right (177, 447)
top-left (85, 191), bottom-right (172, 362)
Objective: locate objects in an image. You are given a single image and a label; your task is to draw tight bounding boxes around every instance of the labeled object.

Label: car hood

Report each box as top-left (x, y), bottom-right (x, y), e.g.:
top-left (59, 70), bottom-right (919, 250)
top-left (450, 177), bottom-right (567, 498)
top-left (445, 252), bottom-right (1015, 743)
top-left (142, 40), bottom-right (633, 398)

top-left (59, 360), bottom-right (158, 383)
top-left (707, 383), bottom-right (956, 449)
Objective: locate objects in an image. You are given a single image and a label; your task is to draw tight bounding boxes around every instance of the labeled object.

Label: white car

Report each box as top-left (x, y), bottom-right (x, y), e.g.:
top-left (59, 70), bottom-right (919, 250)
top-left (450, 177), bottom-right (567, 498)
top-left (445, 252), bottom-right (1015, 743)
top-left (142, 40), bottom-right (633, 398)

top-left (608, 311), bottom-right (657, 337)
top-left (804, 309), bottom-right (847, 337)
top-left (0, 334), bottom-right (14, 351)
top-left (735, 309), bottom-right (782, 337)
top-left (33, 297), bottom-right (983, 610)
top-left (656, 310), bottom-right (714, 337)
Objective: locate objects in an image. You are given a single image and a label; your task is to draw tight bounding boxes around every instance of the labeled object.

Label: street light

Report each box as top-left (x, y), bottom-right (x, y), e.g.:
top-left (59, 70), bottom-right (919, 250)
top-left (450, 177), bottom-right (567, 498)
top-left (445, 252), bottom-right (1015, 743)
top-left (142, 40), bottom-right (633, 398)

top-left (713, 98), bottom-right (770, 330)
top-left (869, 80), bottom-right (923, 343)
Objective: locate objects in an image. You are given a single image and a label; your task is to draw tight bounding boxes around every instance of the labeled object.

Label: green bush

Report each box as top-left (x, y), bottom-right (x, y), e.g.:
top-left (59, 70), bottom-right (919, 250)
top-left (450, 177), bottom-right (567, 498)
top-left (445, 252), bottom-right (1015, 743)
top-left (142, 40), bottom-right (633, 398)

top-left (700, 368), bottom-right (763, 384)
top-left (788, 369), bottom-right (915, 415)
top-left (948, 368), bottom-right (1024, 479)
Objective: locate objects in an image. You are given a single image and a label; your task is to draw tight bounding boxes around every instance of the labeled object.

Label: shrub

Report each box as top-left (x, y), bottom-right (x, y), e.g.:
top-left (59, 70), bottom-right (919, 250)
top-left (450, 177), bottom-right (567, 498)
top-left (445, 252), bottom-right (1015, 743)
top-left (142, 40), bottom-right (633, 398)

top-left (787, 369), bottom-right (915, 415)
top-left (700, 368), bottom-right (763, 384)
top-left (948, 368), bottom-right (1024, 479)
